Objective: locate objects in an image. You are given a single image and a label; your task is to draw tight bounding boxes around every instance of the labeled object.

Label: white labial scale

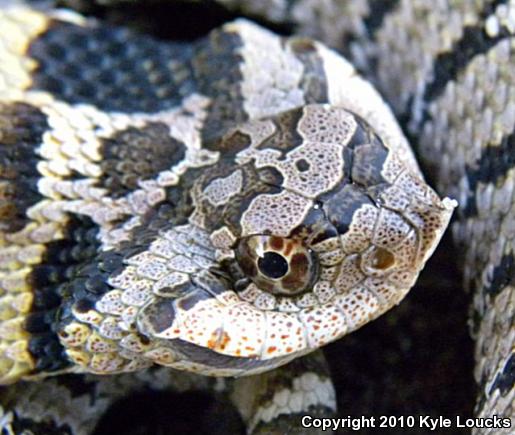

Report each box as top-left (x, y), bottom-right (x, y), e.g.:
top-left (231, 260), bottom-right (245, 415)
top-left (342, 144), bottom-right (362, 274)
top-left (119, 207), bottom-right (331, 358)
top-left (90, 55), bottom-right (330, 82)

top-left (261, 311), bottom-right (307, 359)
top-left (333, 284), bottom-right (383, 332)
top-left (276, 297), bottom-right (301, 313)
top-left (232, 19), bottom-right (305, 119)
top-left (211, 303), bottom-right (267, 357)
top-left (172, 298), bottom-right (226, 344)
top-left (319, 44), bottom-right (420, 174)
top-left (213, 289), bottom-right (241, 307)
top-left (168, 297), bottom-right (270, 359)
top-left (298, 304), bottom-right (347, 348)
top-left (254, 292), bottom-right (277, 310)
top-left (238, 283), bottom-right (265, 304)
top-left (365, 278), bottom-right (406, 306)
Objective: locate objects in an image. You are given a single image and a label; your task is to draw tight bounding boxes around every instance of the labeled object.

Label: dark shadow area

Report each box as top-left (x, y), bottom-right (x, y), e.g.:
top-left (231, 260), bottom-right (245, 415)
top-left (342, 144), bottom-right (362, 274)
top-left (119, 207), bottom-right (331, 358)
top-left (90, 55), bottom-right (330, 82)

top-left (94, 390), bottom-right (245, 435)
top-left (53, 0), bottom-right (292, 40)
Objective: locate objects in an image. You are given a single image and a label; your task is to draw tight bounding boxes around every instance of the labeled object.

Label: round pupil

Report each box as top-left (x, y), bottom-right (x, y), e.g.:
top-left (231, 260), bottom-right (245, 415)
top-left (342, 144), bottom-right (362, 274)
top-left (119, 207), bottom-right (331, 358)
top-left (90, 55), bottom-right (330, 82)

top-left (257, 252), bottom-right (288, 279)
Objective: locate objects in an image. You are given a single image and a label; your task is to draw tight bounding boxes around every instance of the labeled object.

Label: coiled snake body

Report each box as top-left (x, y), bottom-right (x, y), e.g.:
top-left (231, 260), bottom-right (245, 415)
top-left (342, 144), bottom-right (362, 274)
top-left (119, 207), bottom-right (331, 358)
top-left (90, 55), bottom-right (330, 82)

top-left (0, 0), bottom-right (513, 434)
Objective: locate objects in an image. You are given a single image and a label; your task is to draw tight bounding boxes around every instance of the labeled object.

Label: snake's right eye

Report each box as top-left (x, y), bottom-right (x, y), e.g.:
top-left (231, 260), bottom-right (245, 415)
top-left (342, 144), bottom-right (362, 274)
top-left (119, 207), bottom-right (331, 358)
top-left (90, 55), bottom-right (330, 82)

top-left (235, 235), bottom-right (319, 296)
top-left (257, 251), bottom-right (289, 278)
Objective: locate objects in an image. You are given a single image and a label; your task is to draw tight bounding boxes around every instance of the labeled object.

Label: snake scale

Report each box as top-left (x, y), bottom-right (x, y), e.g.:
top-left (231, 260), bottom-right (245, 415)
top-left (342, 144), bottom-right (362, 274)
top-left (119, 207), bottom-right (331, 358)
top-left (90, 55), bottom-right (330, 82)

top-left (0, 0), bottom-right (513, 434)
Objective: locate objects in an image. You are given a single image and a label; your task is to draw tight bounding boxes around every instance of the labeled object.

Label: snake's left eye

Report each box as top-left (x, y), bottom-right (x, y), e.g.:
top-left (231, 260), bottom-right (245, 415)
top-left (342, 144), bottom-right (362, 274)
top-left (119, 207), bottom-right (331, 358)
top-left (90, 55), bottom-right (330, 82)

top-left (235, 235), bottom-right (318, 295)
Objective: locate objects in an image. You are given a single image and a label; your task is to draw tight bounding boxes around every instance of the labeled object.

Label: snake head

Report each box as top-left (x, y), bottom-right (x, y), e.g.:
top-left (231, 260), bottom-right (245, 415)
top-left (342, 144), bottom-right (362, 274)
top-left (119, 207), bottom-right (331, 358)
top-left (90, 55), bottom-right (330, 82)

top-left (53, 105), bottom-right (456, 377)
top-left (0, 8), bottom-right (456, 383)
top-left (124, 104), bottom-right (456, 375)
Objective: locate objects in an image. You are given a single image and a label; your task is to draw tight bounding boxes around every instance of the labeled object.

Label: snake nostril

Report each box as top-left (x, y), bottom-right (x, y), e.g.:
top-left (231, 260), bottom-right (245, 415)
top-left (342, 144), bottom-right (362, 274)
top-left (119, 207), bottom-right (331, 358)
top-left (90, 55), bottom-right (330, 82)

top-left (360, 246), bottom-right (396, 276)
top-left (370, 247), bottom-right (396, 270)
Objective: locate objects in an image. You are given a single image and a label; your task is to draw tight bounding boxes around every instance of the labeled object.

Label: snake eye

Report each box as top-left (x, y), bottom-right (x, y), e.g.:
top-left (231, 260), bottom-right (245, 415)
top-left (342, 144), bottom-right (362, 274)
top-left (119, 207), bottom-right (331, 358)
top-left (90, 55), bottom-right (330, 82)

top-left (236, 235), bottom-right (318, 295)
top-left (258, 252), bottom-right (289, 278)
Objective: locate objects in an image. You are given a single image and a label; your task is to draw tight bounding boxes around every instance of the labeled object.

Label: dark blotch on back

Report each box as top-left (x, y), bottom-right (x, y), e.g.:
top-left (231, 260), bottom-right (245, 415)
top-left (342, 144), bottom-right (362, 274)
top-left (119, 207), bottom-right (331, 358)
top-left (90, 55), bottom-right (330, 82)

top-left (484, 254), bottom-right (514, 297)
top-left (488, 352), bottom-right (515, 397)
top-left (194, 29), bottom-right (247, 143)
top-left (28, 20), bottom-right (194, 112)
top-left (98, 122), bottom-right (187, 198)
top-left (463, 131), bottom-right (515, 217)
top-left (27, 216), bottom-right (103, 374)
top-left (0, 102), bottom-right (49, 232)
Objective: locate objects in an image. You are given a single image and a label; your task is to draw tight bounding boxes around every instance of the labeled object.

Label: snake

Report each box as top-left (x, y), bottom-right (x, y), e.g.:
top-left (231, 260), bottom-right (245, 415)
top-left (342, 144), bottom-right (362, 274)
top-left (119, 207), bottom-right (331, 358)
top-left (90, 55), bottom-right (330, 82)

top-left (0, 0), bottom-right (512, 434)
